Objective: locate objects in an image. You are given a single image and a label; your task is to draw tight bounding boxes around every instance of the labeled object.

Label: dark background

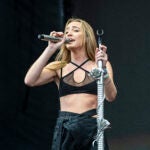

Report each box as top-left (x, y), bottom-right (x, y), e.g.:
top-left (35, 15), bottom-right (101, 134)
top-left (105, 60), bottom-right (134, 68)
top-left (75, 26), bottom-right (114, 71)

top-left (0, 0), bottom-right (150, 150)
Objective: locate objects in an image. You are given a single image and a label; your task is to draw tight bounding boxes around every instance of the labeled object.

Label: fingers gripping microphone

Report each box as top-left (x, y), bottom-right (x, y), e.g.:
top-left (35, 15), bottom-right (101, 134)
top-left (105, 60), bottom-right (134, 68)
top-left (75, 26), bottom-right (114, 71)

top-left (38, 34), bottom-right (71, 43)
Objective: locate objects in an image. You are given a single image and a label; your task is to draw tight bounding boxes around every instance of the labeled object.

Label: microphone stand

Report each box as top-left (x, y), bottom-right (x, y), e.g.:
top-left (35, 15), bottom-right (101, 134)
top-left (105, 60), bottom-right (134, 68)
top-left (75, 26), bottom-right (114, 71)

top-left (90, 30), bottom-right (110, 150)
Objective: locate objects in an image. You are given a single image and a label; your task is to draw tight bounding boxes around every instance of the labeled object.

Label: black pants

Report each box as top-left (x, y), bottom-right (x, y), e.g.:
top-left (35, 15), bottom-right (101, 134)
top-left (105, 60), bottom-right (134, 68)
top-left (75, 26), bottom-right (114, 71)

top-left (51, 109), bottom-right (109, 150)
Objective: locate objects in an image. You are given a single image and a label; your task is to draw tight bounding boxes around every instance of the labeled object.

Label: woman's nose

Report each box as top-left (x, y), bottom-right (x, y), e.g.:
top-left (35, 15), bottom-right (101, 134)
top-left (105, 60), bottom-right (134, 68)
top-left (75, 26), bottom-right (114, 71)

top-left (67, 30), bottom-right (72, 36)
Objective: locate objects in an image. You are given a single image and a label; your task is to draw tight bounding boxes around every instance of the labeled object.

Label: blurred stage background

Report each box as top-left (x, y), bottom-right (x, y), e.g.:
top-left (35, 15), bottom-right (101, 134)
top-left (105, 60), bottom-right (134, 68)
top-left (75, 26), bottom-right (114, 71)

top-left (0, 0), bottom-right (150, 149)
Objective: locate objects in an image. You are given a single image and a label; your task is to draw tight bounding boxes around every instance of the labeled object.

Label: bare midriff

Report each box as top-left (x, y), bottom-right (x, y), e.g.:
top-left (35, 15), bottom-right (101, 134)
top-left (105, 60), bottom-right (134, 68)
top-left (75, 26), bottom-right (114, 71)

top-left (60, 93), bottom-right (97, 114)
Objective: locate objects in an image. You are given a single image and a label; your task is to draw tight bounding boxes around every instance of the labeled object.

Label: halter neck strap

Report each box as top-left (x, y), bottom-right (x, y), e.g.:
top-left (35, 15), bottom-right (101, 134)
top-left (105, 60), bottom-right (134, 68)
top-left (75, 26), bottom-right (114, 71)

top-left (70, 59), bottom-right (90, 68)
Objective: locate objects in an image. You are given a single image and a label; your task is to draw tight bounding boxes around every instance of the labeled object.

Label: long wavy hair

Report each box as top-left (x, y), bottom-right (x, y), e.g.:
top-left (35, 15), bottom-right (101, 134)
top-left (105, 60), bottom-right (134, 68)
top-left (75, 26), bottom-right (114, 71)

top-left (45, 18), bottom-right (97, 70)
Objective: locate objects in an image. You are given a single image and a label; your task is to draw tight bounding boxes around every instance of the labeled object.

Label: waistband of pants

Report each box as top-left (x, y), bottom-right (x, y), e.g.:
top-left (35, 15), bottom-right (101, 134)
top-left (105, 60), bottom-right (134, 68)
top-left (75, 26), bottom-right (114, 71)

top-left (58, 108), bottom-right (96, 119)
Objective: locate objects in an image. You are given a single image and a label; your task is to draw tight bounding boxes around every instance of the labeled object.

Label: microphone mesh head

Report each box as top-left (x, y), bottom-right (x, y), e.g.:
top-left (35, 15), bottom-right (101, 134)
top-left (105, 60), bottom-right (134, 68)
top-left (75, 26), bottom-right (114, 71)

top-left (38, 34), bottom-right (44, 39)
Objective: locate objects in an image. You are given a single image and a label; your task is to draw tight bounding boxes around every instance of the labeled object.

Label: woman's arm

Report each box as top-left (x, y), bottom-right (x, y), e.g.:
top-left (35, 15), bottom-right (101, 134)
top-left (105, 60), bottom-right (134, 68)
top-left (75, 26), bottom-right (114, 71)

top-left (104, 61), bottom-right (117, 102)
top-left (24, 31), bottom-right (65, 87)
top-left (24, 46), bottom-right (57, 87)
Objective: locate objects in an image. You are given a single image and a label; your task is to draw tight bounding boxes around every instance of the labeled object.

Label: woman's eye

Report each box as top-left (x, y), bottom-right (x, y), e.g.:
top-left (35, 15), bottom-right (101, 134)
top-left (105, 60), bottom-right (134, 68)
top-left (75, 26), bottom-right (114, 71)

top-left (74, 29), bottom-right (79, 32)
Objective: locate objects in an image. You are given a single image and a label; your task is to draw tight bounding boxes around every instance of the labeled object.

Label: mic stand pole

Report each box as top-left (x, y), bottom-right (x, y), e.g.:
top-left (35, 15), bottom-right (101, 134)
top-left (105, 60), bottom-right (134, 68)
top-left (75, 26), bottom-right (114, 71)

top-left (90, 30), bottom-right (110, 150)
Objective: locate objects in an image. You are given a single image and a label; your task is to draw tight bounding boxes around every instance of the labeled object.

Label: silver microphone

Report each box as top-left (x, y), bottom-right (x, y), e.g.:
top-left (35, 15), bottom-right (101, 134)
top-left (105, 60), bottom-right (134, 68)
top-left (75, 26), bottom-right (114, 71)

top-left (97, 29), bottom-right (104, 70)
top-left (38, 34), bottom-right (71, 43)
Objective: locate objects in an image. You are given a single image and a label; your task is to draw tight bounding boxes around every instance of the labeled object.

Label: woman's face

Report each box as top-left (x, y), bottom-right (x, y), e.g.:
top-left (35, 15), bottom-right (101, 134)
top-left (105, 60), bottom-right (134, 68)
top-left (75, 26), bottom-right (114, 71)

top-left (65, 21), bottom-right (84, 51)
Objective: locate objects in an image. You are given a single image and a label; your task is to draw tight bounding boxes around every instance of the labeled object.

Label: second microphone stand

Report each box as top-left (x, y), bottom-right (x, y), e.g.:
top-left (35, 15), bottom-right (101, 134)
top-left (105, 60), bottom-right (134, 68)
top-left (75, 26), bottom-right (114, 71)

top-left (90, 30), bottom-right (110, 150)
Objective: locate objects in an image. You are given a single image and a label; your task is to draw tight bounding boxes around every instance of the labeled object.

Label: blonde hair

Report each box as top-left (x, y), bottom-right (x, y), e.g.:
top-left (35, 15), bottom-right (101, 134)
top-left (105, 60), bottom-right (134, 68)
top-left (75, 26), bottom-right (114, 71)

top-left (46, 18), bottom-right (97, 70)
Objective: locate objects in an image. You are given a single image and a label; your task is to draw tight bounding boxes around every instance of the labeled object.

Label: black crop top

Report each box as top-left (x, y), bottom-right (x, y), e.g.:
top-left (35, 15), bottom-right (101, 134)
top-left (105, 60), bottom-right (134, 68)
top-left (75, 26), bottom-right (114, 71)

top-left (59, 59), bottom-right (97, 97)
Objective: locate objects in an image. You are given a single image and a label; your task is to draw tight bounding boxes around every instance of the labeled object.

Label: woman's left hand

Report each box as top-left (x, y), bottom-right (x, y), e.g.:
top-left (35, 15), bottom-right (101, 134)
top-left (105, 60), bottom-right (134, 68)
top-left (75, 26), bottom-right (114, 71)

top-left (95, 45), bottom-right (108, 67)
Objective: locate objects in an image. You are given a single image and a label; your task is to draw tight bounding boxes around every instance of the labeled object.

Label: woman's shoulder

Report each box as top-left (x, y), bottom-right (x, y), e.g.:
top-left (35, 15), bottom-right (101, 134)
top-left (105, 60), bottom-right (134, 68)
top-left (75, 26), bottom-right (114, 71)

top-left (106, 61), bottom-right (113, 69)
